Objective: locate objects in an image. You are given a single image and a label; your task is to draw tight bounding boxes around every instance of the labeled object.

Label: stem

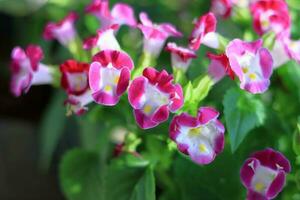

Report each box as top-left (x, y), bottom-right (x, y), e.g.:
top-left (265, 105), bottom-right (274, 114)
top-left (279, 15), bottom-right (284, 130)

top-left (132, 52), bottom-right (156, 79)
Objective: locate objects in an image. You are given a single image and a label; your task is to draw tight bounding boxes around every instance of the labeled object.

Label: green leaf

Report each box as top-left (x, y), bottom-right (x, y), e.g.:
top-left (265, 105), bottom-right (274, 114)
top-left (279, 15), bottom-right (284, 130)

top-left (129, 168), bottom-right (156, 200)
top-left (38, 91), bottom-right (66, 170)
top-left (192, 74), bottom-right (214, 103)
top-left (293, 118), bottom-right (300, 155)
top-left (59, 148), bottom-right (103, 200)
top-left (105, 164), bottom-right (155, 200)
top-left (223, 88), bottom-right (266, 152)
top-left (173, 148), bottom-right (244, 200)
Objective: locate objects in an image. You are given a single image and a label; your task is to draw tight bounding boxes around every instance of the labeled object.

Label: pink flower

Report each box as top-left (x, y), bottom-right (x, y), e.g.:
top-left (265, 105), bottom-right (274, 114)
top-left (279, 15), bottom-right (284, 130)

top-left (250, 0), bottom-right (291, 36)
top-left (240, 148), bottom-right (291, 200)
top-left (283, 38), bottom-right (300, 65)
top-left (137, 12), bottom-right (182, 58)
top-left (60, 60), bottom-right (90, 96)
top-left (85, 0), bottom-right (136, 29)
top-left (60, 60), bottom-right (94, 116)
top-left (89, 50), bottom-right (134, 106)
top-left (83, 24), bottom-right (120, 51)
top-left (10, 45), bottom-right (53, 97)
top-left (170, 107), bottom-right (225, 165)
top-left (207, 53), bottom-right (234, 82)
top-left (189, 12), bottom-right (218, 51)
top-left (165, 42), bottom-right (197, 72)
top-left (211, 0), bottom-right (232, 18)
top-left (225, 39), bottom-right (273, 94)
top-left (128, 67), bottom-right (184, 129)
top-left (43, 12), bottom-right (79, 46)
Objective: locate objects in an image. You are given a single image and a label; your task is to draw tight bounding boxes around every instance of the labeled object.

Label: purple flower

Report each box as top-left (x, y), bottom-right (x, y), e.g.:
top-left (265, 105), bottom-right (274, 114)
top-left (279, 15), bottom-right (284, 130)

top-left (83, 24), bottom-right (120, 51)
top-left (226, 39), bottom-right (273, 94)
top-left (85, 0), bottom-right (137, 29)
top-left (43, 12), bottom-right (79, 47)
top-left (165, 42), bottom-right (197, 72)
top-left (240, 148), bottom-right (291, 200)
top-left (89, 50), bottom-right (134, 106)
top-left (137, 12), bottom-right (182, 58)
top-left (170, 107), bottom-right (225, 165)
top-left (128, 67), bottom-right (184, 129)
top-left (10, 45), bottom-right (53, 97)
top-left (189, 12), bottom-right (218, 51)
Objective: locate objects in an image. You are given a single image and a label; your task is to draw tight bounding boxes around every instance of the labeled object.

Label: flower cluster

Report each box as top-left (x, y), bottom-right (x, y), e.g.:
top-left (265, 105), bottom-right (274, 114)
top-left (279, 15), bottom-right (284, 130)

top-left (8, 0), bottom-right (294, 198)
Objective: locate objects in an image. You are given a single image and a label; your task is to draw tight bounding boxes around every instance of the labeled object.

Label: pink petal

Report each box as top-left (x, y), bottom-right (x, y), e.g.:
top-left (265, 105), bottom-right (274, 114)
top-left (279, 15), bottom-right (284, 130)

top-left (134, 109), bottom-right (158, 129)
top-left (128, 77), bottom-right (146, 109)
top-left (258, 48), bottom-right (273, 79)
top-left (266, 170), bottom-right (286, 199)
top-left (26, 45), bottom-right (44, 71)
top-left (116, 67), bottom-right (130, 96)
top-left (198, 107), bottom-right (219, 125)
top-left (251, 148), bottom-right (291, 173)
top-left (240, 158), bottom-right (260, 189)
top-left (169, 84), bottom-right (184, 112)
top-left (89, 62), bottom-right (102, 92)
top-left (151, 105), bottom-right (169, 123)
top-left (92, 90), bottom-right (120, 106)
top-left (111, 3), bottom-right (137, 27)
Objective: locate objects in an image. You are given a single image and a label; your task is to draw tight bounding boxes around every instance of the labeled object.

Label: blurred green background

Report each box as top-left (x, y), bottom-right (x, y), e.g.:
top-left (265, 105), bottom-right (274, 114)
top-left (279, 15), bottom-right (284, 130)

top-left (0, 0), bottom-right (300, 200)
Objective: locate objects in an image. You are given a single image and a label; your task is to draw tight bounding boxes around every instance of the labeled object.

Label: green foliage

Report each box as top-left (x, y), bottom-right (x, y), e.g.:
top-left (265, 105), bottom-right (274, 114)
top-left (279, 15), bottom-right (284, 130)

top-left (223, 88), bottom-right (266, 152)
top-left (59, 149), bottom-right (103, 200)
top-left (38, 91), bottom-right (67, 170)
top-left (181, 75), bottom-right (214, 115)
top-left (293, 118), bottom-right (300, 156)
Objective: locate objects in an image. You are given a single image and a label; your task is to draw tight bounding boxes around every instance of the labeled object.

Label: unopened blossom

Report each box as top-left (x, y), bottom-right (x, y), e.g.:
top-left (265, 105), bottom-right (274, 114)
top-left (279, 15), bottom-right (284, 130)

top-left (85, 0), bottom-right (136, 29)
top-left (10, 45), bottom-right (53, 97)
top-left (170, 107), bottom-right (225, 165)
top-left (240, 148), bottom-right (291, 200)
top-left (43, 12), bottom-right (79, 46)
top-left (250, 0), bottom-right (291, 36)
top-left (225, 39), bottom-right (273, 94)
top-left (207, 52), bottom-right (234, 83)
top-left (89, 50), bottom-right (134, 106)
top-left (83, 24), bottom-right (120, 51)
top-left (128, 67), bottom-right (184, 129)
top-left (189, 12), bottom-right (218, 51)
top-left (137, 12), bottom-right (182, 58)
top-left (211, 0), bottom-right (232, 18)
top-left (165, 42), bottom-right (197, 72)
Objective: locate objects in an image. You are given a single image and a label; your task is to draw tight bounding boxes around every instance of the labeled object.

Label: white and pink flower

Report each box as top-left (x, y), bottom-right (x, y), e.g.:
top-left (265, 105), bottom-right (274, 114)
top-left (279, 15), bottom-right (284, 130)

top-left (240, 148), bottom-right (291, 200)
top-left (189, 12), bottom-right (218, 51)
top-left (165, 42), bottom-right (197, 72)
top-left (128, 67), bottom-right (184, 129)
top-left (170, 107), bottom-right (225, 165)
top-left (250, 0), bottom-right (291, 36)
top-left (83, 24), bottom-right (120, 51)
top-left (89, 50), bottom-right (134, 106)
top-left (60, 59), bottom-right (93, 116)
top-left (211, 0), bottom-right (232, 19)
top-left (137, 12), bottom-right (182, 58)
top-left (10, 45), bottom-right (53, 97)
top-left (85, 0), bottom-right (136, 29)
top-left (225, 39), bottom-right (273, 94)
top-left (43, 12), bottom-right (79, 46)
top-left (60, 60), bottom-right (90, 96)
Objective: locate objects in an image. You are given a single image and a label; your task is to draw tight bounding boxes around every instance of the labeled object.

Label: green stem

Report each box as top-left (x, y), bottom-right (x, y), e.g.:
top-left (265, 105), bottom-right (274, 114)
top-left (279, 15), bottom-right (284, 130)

top-left (132, 52), bottom-right (156, 79)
